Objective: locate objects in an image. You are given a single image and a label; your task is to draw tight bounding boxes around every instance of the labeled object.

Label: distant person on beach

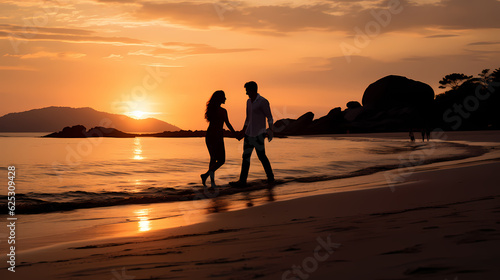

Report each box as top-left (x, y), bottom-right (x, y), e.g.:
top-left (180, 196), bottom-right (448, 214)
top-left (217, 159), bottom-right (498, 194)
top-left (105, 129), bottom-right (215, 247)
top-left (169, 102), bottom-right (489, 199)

top-left (230, 81), bottom-right (275, 188)
top-left (409, 128), bottom-right (430, 142)
top-left (201, 90), bottom-right (239, 187)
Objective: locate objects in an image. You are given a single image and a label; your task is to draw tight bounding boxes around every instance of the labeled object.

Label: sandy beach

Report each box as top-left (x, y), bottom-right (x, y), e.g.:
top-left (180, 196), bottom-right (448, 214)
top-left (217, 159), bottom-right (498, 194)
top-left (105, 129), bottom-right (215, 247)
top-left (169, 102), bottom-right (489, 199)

top-left (1, 132), bottom-right (498, 280)
top-left (2, 0), bottom-right (500, 278)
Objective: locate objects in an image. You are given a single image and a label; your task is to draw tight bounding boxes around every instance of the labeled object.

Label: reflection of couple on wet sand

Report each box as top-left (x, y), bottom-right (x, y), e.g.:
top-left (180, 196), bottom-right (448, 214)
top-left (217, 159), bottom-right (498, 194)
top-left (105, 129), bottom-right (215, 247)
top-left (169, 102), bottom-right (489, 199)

top-left (201, 81), bottom-right (275, 188)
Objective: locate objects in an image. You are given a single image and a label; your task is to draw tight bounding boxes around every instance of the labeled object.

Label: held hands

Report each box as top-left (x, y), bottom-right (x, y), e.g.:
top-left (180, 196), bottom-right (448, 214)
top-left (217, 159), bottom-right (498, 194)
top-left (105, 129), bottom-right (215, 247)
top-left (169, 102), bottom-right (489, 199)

top-left (235, 131), bottom-right (244, 141)
top-left (233, 131), bottom-right (272, 141)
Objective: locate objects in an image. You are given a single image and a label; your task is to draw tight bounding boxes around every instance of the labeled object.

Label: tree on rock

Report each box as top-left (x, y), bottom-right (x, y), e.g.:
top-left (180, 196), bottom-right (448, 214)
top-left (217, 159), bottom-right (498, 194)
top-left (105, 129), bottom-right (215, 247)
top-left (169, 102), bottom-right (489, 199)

top-left (438, 73), bottom-right (473, 90)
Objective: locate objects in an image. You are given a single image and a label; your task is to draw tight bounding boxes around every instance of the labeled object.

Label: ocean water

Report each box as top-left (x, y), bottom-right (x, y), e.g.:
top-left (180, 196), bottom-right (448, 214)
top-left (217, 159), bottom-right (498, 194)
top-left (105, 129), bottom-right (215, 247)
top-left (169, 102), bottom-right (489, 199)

top-left (0, 133), bottom-right (486, 214)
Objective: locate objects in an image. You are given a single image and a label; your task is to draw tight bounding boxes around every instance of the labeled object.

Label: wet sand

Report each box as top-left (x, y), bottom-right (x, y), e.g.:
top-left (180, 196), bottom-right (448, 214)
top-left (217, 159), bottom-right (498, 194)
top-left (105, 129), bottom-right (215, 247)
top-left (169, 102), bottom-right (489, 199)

top-left (2, 131), bottom-right (500, 279)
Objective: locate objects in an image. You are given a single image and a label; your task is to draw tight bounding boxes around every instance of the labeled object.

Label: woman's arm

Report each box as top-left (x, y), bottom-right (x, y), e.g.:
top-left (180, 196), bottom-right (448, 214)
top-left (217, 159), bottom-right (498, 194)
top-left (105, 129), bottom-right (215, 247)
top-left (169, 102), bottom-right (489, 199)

top-left (223, 109), bottom-right (239, 138)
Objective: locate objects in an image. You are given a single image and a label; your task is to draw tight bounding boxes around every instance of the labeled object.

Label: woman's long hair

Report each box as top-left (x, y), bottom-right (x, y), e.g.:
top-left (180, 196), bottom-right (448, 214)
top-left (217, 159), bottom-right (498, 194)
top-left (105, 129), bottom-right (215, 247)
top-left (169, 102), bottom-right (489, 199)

top-left (205, 90), bottom-right (225, 122)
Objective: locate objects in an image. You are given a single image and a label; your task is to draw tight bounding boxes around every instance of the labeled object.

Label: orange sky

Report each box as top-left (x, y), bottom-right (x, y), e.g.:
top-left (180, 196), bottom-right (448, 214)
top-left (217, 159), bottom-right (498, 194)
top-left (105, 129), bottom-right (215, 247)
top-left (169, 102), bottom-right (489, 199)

top-left (1, 0), bottom-right (500, 130)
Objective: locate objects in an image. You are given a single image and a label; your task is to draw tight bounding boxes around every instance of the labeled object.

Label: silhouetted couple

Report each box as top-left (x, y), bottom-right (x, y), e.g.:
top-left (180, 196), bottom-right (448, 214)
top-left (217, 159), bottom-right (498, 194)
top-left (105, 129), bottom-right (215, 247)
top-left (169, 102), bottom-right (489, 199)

top-left (201, 81), bottom-right (275, 188)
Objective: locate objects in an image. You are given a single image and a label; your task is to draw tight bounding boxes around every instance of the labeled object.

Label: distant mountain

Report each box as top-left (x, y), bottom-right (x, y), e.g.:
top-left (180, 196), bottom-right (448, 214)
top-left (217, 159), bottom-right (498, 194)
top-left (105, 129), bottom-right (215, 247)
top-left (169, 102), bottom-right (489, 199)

top-left (0, 106), bottom-right (181, 132)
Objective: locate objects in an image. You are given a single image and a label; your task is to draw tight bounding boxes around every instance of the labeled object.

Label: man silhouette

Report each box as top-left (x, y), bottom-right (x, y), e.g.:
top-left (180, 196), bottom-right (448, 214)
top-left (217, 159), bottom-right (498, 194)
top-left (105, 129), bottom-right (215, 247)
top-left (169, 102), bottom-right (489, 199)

top-left (230, 81), bottom-right (275, 187)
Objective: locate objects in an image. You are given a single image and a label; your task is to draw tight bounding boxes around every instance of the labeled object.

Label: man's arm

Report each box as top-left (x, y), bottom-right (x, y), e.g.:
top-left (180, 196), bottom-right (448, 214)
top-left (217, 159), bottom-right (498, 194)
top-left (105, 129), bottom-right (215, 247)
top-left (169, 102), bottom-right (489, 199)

top-left (263, 99), bottom-right (274, 141)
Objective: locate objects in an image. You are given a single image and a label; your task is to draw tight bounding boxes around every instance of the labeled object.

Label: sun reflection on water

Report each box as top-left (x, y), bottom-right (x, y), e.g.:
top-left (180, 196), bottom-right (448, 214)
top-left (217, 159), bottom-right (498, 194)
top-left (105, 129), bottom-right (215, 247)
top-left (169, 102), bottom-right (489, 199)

top-left (132, 137), bottom-right (144, 160)
top-left (134, 209), bottom-right (151, 232)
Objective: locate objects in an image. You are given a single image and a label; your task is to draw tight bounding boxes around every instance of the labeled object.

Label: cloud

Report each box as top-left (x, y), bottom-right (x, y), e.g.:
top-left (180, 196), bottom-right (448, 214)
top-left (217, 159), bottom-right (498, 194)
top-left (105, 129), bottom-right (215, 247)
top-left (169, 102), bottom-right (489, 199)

top-left (97, 0), bottom-right (137, 3)
top-left (0, 30), bottom-right (147, 46)
top-left (467, 41), bottom-right (500, 46)
top-left (464, 48), bottom-right (500, 56)
top-left (141, 63), bottom-right (183, 68)
top-left (425, 34), bottom-right (459, 38)
top-left (158, 42), bottom-right (260, 54)
top-left (379, 0), bottom-right (500, 31)
top-left (0, 24), bottom-right (148, 46)
top-left (5, 1), bottom-right (498, 38)
top-left (131, 0), bottom-right (500, 36)
top-left (134, 2), bottom-right (339, 34)
top-left (0, 24), bottom-right (93, 36)
top-left (104, 54), bottom-right (124, 59)
top-left (128, 42), bottom-right (260, 59)
top-left (5, 0), bottom-right (500, 37)
top-left (4, 51), bottom-right (86, 59)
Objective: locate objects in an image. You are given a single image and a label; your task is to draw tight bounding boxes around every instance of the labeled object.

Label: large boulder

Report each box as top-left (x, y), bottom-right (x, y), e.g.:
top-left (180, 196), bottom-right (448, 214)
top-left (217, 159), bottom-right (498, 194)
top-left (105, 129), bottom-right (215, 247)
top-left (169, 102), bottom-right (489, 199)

top-left (343, 101), bottom-right (364, 122)
top-left (362, 75), bottom-right (434, 111)
top-left (361, 75), bottom-right (435, 129)
top-left (59, 125), bottom-right (87, 137)
top-left (44, 125), bottom-right (136, 138)
top-left (306, 107), bottom-right (345, 134)
top-left (346, 101), bottom-right (362, 109)
top-left (343, 107), bottom-right (364, 122)
top-left (274, 112), bottom-right (314, 135)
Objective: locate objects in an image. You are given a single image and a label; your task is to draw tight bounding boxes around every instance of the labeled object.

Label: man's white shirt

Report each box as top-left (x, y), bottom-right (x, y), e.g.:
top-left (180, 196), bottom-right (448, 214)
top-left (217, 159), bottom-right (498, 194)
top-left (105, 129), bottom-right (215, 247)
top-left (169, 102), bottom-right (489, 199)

top-left (244, 94), bottom-right (273, 137)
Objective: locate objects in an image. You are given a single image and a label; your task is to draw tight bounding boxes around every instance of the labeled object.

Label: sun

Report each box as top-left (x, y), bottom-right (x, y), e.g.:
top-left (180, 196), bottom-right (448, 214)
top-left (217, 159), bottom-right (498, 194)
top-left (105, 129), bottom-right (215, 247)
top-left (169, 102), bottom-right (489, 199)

top-left (128, 110), bottom-right (147, 119)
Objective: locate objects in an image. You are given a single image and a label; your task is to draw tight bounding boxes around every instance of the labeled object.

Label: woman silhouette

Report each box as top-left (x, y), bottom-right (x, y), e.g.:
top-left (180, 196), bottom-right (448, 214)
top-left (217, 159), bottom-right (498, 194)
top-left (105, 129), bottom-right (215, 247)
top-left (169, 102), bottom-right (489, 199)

top-left (201, 90), bottom-right (239, 187)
